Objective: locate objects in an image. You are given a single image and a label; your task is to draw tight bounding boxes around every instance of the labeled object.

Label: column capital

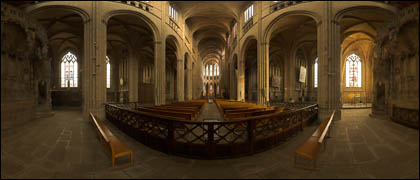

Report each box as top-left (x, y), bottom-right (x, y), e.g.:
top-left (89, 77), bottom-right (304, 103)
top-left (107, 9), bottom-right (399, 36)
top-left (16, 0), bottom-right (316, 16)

top-left (101, 18), bottom-right (107, 25)
top-left (178, 59), bottom-right (183, 63)
top-left (260, 42), bottom-right (269, 46)
top-left (317, 20), bottom-right (323, 27)
top-left (84, 18), bottom-right (91, 24)
top-left (154, 41), bottom-right (162, 44)
top-left (331, 20), bottom-right (340, 26)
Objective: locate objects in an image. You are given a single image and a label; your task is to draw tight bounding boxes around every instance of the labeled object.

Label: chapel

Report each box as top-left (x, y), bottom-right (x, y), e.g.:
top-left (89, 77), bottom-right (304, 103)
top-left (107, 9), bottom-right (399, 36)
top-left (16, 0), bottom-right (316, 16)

top-left (1, 1), bottom-right (419, 179)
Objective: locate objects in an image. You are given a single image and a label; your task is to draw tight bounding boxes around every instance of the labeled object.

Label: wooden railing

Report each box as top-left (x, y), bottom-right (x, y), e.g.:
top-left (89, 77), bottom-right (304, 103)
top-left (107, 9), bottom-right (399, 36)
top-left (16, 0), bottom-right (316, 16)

top-left (271, 102), bottom-right (316, 110)
top-left (104, 102), bottom-right (318, 159)
top-left (391, 105), bottom-right (419, 129)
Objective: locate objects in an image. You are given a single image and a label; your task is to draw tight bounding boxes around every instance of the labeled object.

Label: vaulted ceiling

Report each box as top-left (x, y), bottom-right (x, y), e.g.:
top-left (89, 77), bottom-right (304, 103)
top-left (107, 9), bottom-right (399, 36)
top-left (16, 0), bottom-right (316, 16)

top-left (30, 8), bottom-right (84, 58)
top-left (107, 14), bottom-right (154, 62)
top-left (174, 1), bottom-right (249, 65)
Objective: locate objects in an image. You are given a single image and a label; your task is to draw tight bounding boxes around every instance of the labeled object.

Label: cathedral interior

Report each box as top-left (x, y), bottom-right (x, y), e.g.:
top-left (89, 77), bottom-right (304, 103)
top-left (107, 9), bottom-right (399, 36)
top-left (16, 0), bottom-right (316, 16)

top-left (1, 1), bottom-right (419, 179)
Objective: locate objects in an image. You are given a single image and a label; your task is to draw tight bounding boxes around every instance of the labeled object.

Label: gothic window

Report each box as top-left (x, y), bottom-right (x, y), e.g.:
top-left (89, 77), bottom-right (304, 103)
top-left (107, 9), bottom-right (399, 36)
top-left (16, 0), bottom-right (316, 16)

top-left (244, 4), bottom-right (254, 22)
top-left (216, 64), bottom-right (219, 76)
top-left (345, 53), bottom-right (362, 88)
top-left (61, 52), bottom-right (78, 88)
top-left (106, 56), bottom-right (111, 88)
top-left (169, 4), bottom-right (178, 21)
top-left (314, 57), bottom-right (318, 88)
top-left (210, 64), bottom-right (213, 77)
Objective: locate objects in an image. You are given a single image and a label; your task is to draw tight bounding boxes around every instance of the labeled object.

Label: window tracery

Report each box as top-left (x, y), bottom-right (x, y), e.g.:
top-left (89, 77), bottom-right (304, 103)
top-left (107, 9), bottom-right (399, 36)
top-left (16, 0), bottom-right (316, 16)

top-left (345, 53), bottom-right (362, 88)
top-left (61, 52), bottom-right (78, 88)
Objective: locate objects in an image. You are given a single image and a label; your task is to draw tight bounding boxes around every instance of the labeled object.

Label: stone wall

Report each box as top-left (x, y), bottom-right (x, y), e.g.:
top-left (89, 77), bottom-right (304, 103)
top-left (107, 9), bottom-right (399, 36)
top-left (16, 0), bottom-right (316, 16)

top-left (373, 4), bottom-right (419, 121)
top-left (1, 2), bottom-right (50, 130)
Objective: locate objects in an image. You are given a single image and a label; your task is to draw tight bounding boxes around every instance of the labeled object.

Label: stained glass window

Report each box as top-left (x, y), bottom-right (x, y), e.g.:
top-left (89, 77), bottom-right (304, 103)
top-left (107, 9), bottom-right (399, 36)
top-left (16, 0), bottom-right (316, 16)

top-left (345, 53), bottom-right (362, 88)
top-left (106, 56), bottom-right (111, 88)
top-left (61, 52), bottom-right (78, 88)
top-left (314, 57), bottom-right (318, 88)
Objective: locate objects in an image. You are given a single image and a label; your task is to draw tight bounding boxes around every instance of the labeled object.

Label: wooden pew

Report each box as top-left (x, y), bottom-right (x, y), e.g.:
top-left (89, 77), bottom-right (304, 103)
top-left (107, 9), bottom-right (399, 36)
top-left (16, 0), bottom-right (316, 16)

top-left (136, 107), bottom-right (193, 120)
top-left (294, 110), bottom-right (335, 170)
top-left (146, 106), bottom-right (198, 118)
top-left (89, 112), bottom-right (133, 168)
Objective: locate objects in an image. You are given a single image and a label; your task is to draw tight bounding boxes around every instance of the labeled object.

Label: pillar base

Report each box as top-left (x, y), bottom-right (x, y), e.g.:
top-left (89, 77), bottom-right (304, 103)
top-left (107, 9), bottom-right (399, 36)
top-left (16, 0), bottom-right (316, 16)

top-left (35, 104), bottom-right (55, 119)
top-left (369, 109), bottom-right (387, 120)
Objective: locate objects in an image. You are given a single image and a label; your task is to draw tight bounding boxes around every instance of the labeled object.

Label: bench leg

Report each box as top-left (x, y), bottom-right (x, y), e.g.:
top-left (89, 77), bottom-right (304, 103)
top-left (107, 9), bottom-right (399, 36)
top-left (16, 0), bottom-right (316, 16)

top-left (112, 155), bottom-right (115, 168)
top-left (130, 151), bottom-right (133, 165)
top-left (294, 153), bottom-right (297, 167)
top-left (312, 158), bottom-right (316, 169)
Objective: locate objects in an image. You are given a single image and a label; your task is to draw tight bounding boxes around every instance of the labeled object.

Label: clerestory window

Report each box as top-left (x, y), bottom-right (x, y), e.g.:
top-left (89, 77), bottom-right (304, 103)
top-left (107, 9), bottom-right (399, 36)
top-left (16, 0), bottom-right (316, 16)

top-left (169, 4), bottom-right (178, 22)
top-left (244, 4), bottom-right (254, 22)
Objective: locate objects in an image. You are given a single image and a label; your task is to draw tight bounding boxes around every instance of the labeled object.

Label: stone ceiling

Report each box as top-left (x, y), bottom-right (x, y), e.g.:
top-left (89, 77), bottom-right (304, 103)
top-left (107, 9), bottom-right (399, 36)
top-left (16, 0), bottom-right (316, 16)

top-left (174, 1), bottom-right (249, 65)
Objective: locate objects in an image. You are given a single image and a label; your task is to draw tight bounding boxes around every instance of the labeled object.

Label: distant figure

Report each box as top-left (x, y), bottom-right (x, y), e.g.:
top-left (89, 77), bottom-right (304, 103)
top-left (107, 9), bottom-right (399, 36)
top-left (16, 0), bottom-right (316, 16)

top-left (289, 98), bottom-right (295, 103)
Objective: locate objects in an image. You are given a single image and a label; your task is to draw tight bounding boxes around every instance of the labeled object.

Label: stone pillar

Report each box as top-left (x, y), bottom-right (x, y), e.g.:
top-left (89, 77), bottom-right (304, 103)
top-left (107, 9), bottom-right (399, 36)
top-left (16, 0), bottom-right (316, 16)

top-left (83, 2), bottom-right (107, 120)
top-left (177, 59), bottom-right (184, 101)
top-left (238, 59), bottom-right (245, 101)
top-left (186, 64), bottom-right (192, 100)
top-left (154, 41), bottom-right (165, 105)
top-left (229, 62), bottom-right (234, 100)
top-left (128, 52), bottom-right (138, 102)
top-left (283, 53), bottom-right (292, 102)
top-left (257, 42), bottom-right (269, 105)
top-left (317, 1), bottom-right (342, 121)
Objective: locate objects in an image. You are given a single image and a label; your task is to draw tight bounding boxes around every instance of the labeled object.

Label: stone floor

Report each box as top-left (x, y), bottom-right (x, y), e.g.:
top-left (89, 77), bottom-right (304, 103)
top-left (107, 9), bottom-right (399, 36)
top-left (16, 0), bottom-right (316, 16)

top-left (196, 101), bottom-right (224, 121)
top-left (2, 108), bottom-right (419, 179)
top-left (342, 103), bottom-right (372, 109)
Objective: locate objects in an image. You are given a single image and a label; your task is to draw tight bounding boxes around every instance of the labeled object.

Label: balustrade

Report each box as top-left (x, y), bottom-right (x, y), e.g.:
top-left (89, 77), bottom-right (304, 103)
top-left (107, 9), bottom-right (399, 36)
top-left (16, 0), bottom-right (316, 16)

top-left (105, 102), bottom-right (318, 159)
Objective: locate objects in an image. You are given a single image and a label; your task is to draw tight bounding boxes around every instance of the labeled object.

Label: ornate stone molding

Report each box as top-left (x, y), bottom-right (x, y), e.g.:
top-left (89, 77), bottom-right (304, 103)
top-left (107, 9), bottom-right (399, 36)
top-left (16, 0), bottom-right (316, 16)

top-left (1, 2), bottom-right (49, 59)
top-left (375, 4), bottom-right (419, 58)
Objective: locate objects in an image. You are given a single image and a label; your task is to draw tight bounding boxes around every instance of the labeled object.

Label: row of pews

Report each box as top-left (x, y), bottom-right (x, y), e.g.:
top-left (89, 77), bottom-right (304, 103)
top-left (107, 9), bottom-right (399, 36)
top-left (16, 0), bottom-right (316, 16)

top-left (215, 99), bottom-right (287, 120)
top-left (134, 100), bottom-right (207, 121)
top-left (104, 99), bottom-right (318, 159)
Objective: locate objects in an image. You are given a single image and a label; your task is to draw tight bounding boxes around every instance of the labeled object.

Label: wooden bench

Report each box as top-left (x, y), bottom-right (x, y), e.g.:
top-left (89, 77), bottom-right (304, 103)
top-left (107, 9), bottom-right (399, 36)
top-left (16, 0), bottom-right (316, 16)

top-left (146, 106), bottom-right (198, 118)
top-left (137, 107), bottom-right (193, 120)
top-left (89, 112), bottom-right (133, 168)
top-left (294, 110), bottom-right (335, 170)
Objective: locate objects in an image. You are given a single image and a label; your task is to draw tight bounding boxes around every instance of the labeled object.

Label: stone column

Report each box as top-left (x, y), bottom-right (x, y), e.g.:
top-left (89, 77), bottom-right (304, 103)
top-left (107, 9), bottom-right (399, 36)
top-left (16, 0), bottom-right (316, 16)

top-left (229, 62), bottom-right (234, 100)
top-left (154, 41), bottom-right (165, 105)
top-left (177, 59), bottom-right (184, 101)
top-left (257, 42), bottom-right (269, 105)
top-left (317, 1), bottom-right (342, 121)
top-left (186, 62), bottom-right (192, 100)
top-left (238, 59), bottom-right (245, 101)
top-left (128, 52), bottom-right (138, 102)
top-left (82, 2), bottom-right (107, 120)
